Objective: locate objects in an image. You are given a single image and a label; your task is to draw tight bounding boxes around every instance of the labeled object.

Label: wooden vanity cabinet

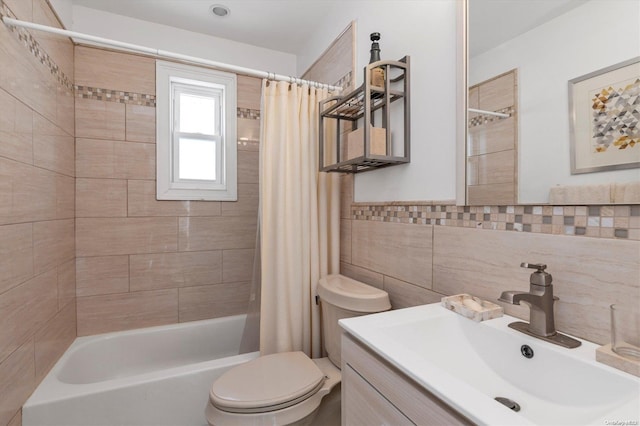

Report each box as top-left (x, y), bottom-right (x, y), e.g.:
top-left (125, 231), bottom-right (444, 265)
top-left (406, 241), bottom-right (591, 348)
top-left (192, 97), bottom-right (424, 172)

top-left (341, 332), bottom-right (473, 425)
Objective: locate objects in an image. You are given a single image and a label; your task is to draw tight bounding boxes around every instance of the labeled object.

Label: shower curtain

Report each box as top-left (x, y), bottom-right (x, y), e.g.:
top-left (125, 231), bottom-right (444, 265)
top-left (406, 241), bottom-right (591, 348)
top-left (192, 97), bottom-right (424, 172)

top-left (259, 80), bottom-right (340, 358)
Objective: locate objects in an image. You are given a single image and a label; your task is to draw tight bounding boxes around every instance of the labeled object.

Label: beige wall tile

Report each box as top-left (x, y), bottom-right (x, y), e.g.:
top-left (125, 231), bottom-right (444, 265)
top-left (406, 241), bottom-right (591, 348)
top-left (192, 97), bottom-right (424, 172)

top-left (432, 226), bottom-right (640, 344)
top-left (478, 72), bottom-right (515, 111)
top-left (4, 0), bottom-right (32, 20)
top-left (179, 282), bottom-right (250, 322)
top-left (77, 289), bottom-right (178, 336)
top-left (75, 46), bottom-right (155, 94)
top-left (340, 174), bottom-right (353, 219)
top-left (75, 98), bottom-right (125, 140)
top-left (340, 262), bottom-right (384, 289)
top-left (341, 219), bottom-right (352, 263)
top-left (468, 86), bottom-right (479, 110)
top-left (467, 156), bottom-right (479, 186)
top-left (33, 219), bottom-right (74, 274)
top-left (76, 139), bottom-right (155, 179)
top-left (0, 339), bottom-right (34, 426)
top-left (237, 76), bottom-right (262, 110)
top-left (221, 184), bottom-right (258, 217)
top-left (477, 149), bottom-right (515, 185)
top-left (301, 23), bottom-right (353, 87)
top-left (115, 141), bottom-right (155, 180)
top-left (468, 118), bottom-right (515, 156)
top-left (222, 249), bottom-right (254, 283)
top-left (33, 114), bottom-right (74, 176)
top-left (178, 216), bottom-right (257, 251)
top-left (56, 174), bottom-right (75, 219)
top-left (56, 86), bottom-right (75, 137)
top-left (32, 0), bottom-right (74, 80)
top-left (8, 409), bottom-right (21, 426)
top-left (352, 221), bottom-right (432, 288)
top-left (467, 183), bottom-right (515, 205)
top-left (237, 118), bottom-right (260, 142)
top-left (76, 217), bottom-right (178, 256)
top-left (34, 300), bottom-right (75, 383)
top-left (127, 180), bottom-right (221, 217)
top-left (57, 258), bottom-right (75, 310)
top-left (75, 138), bottom-right (115, 178)
top-left (0, 88), bottom-right (33, 165)
top-left (383, 276), bottom-right (443, 310)
top-left (0, 270), bottom-right (58, 363)
top-left (76, 255), bottom-right (129, 297)
top-left (238, 150), bottom-right (259, 184)
top-left (0, 16), bottom-right (57, 127)
top-left (0, 223), bottom-right (33, 295)
top-left (76, 178), bottom-right (127, 218)
top-left (0, 157), bottom-right (57, 225)
top-left (130, 251), bottom-right (222, 291)
top-left (126, 104), bottom-right (155, 143)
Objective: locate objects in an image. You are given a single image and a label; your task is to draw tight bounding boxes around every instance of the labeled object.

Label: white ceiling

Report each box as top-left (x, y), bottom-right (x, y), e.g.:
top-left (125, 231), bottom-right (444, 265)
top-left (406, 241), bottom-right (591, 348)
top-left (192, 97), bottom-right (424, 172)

top-left (71, 0), bottom-right (339, 55)
top-left (71, 0), bottom-right (589, 57)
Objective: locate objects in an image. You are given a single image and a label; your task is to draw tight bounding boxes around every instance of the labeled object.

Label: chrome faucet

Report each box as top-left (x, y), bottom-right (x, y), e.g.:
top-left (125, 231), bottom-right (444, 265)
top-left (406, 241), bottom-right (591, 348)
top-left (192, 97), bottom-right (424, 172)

top-left (499, 263), bottom-right (581, 348)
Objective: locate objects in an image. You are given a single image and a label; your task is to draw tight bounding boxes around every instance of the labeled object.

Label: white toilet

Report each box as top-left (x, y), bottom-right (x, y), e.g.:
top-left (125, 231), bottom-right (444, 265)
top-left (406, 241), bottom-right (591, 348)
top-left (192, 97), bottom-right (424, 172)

top-left (205, 274), bottom-right (391, 426)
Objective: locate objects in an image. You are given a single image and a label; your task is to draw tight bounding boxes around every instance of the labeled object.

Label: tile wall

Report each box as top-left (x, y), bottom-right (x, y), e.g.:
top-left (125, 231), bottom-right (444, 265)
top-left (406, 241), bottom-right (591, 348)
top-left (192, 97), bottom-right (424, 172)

top-left (340, 199), bottom-right (640, 345)
top-left (0, 1), bottom-right (76, 425)
top-left (74, 46), bottom-right (261, 336)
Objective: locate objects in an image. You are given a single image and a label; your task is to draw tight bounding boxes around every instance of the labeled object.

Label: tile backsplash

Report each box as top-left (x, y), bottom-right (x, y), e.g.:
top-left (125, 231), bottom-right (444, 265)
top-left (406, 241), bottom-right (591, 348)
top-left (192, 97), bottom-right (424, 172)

top-left (352, 202), bottom-right (640, 240)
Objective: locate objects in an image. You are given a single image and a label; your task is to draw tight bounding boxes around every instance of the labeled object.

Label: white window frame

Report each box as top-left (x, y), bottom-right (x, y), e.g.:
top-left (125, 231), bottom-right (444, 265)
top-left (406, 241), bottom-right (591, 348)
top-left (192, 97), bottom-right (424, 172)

top-left (156, 60), bottom-right (237, 201)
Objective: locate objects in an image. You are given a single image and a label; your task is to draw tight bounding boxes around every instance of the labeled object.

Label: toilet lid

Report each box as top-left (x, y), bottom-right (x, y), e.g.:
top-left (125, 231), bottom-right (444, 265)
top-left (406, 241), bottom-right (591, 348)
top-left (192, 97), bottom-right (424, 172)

top-left (210, 351), bottom-right (325, 413)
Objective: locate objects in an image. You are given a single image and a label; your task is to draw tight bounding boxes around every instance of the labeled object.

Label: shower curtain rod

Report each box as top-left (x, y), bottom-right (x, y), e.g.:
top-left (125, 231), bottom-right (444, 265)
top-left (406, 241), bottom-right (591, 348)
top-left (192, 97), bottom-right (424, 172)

top-left (468, 108), bottom-right (510, 118)
top-left (1, 16), bottom-right (341, 91)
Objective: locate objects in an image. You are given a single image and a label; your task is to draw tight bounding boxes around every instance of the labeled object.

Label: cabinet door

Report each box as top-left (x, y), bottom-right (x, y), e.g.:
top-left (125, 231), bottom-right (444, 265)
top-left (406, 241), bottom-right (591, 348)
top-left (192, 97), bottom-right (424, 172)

top-left (343, 364), bottom-right (413, 426)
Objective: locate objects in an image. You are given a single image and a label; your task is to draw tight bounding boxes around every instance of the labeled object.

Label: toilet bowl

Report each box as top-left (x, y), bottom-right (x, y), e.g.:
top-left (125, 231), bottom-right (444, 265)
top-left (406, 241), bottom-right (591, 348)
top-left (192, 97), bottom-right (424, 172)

top-left (205, 274), bottom-right (390, 426)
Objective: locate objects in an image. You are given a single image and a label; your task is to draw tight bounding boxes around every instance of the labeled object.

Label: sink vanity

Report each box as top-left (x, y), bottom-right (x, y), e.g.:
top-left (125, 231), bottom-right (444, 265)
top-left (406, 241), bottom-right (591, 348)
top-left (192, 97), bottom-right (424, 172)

top-left (339, 303), bottom-right (640, 425)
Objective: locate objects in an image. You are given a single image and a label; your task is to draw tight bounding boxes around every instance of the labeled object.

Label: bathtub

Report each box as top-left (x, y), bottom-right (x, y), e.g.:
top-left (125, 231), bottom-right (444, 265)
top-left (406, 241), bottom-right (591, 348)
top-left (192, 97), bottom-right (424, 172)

top-left (23, 315), bottom-right (259, 426)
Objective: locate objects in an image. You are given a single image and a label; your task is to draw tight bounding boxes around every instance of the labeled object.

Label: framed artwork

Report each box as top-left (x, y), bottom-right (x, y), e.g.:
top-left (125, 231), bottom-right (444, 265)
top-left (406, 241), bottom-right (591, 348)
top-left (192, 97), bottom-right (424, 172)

top-left (569, 57), bottom-right (640, 174)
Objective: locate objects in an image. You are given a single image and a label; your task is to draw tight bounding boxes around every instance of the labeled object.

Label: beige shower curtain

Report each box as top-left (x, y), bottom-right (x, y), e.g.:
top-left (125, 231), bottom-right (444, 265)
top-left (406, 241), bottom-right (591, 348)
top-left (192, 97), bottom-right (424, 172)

top-left (259, 80), bottom-right (340, 358)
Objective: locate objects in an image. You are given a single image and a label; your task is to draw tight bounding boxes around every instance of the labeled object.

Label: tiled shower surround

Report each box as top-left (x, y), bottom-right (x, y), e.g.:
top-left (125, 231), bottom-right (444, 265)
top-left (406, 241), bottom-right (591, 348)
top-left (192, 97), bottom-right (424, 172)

top-left (73, 46), bottom-right (260, 337)
top-left (0, 1), bottom-right (75, 425)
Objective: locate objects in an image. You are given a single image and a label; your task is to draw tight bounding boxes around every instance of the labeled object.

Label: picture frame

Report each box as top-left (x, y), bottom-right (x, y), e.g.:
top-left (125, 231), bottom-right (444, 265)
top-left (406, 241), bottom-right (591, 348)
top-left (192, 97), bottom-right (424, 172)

top-left (569, 57), bottom-right (640, 174)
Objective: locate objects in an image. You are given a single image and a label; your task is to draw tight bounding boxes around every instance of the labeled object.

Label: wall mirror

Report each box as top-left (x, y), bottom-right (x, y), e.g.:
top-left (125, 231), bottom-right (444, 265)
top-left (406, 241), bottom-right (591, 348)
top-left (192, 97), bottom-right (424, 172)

top-left (467, 0), bottom-right (639, 205)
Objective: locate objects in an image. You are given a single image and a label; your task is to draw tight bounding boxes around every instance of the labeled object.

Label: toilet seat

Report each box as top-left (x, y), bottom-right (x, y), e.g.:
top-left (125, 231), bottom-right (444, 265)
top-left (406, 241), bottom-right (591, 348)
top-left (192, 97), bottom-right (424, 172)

top-left (206, 356), bottom-right (341, 426)
top-left (210, 352), bottom-right (325, 414)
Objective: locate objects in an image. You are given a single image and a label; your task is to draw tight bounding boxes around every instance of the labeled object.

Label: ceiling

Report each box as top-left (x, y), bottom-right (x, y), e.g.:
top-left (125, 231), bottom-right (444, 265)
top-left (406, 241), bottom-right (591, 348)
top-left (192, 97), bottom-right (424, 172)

top-left (72, 0), bottom-right (589, 57)
top-left (71, 0), bottom-right (339, 54)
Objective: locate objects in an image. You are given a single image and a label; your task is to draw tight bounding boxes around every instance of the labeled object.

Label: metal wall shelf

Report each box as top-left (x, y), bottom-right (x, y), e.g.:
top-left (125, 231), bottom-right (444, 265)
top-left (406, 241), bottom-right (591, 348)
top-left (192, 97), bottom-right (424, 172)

top-left (319, 56), bottom-right (410, 173)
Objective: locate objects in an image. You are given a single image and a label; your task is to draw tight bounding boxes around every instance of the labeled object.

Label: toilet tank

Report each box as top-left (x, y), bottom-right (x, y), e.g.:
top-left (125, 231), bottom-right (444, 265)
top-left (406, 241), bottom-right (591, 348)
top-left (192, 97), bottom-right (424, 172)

top-left (317, 274), bottom-right (390, 368)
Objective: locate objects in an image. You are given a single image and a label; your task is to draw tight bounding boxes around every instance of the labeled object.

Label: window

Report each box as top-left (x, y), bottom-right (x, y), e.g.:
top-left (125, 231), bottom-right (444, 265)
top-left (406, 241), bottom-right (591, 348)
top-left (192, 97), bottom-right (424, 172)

top-left (156, 61), bottom-right (237, 200)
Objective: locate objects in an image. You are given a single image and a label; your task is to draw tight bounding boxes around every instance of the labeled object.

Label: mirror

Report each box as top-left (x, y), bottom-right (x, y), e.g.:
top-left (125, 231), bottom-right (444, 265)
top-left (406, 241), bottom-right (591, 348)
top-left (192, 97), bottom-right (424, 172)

top-left (467, 0), bottom-right (640, 205)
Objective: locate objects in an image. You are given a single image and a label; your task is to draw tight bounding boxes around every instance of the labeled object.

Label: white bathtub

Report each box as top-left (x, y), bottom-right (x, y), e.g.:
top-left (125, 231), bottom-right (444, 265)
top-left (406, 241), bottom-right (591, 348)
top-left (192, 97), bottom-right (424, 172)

top-left (23, 315), bottom-right (259, 426)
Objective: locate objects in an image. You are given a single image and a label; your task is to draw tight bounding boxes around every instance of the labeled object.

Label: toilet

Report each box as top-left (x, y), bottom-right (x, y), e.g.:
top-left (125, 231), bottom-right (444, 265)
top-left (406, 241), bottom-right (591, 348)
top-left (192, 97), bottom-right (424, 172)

top-left (205, 274), bottom-right (391, 426)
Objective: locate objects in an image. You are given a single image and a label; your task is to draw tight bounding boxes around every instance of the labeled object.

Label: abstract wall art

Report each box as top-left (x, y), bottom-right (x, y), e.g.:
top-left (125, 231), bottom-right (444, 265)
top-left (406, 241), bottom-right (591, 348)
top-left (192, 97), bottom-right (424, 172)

top-left (569, 57), bottom-right (640, 174)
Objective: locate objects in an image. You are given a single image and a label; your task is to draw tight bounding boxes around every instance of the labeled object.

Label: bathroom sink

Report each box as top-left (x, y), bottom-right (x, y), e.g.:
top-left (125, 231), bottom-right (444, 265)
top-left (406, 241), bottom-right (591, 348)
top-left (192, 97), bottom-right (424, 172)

top-left (339, 303), bottom-right (640, 425)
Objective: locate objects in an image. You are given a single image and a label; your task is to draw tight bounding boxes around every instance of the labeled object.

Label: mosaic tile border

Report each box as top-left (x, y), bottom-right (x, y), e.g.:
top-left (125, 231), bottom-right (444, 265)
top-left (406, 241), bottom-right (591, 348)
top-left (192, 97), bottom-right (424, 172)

top-left (334, 71), bottom-right (353, 91)
top-left (238, 107), bottom-right (260, 120)
top-left (352, 203), bottom-right (640, 241)
top-left (468, 106), bottom-right (515, 128)
top-left (0, 2), bottom-right (74, 91)
top-left (75, 85), bottom-right (156, 107)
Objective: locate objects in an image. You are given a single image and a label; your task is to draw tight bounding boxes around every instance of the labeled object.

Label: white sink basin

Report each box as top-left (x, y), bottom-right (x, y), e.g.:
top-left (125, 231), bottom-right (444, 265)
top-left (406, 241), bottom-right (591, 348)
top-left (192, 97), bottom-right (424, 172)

top-left (339, 303), bottom-right (640, 425)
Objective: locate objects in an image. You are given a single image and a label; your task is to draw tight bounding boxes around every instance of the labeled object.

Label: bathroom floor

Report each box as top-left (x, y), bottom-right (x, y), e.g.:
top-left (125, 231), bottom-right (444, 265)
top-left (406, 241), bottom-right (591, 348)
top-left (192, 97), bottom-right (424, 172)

top-left (310, 385), bottom-right (341, 426)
